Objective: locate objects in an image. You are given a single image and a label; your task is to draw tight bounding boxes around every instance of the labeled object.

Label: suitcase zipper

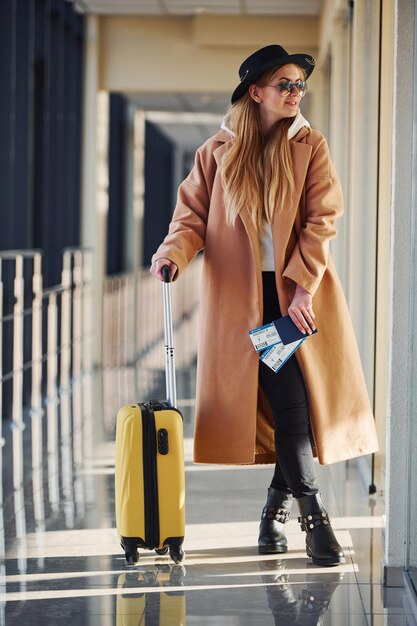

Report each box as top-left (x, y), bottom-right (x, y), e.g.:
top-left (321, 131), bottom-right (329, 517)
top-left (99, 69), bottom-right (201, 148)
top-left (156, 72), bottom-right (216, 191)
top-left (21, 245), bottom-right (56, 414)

top-left (140, 403), bottom-right (160, 549)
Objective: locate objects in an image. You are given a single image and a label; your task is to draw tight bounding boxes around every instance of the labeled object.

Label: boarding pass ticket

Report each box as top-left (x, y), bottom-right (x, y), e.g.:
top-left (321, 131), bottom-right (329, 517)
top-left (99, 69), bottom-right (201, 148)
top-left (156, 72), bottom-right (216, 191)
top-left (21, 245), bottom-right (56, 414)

top-left (248, 322), bottom-right (281, 352)
top-left (260, 339), bottom-right (305, 373)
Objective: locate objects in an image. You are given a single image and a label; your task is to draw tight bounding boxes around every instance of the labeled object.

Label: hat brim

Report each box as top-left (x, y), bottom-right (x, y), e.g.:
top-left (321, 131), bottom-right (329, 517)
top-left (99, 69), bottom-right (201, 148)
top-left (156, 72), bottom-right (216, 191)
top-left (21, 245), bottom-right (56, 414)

top-left (231, 53), bottom-right (315, 104)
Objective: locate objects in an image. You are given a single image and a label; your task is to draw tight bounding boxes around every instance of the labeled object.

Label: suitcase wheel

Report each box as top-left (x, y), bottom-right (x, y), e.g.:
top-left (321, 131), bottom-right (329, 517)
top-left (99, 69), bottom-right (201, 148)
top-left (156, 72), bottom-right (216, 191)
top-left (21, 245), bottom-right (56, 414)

top-left (155, 547), bottom-right (169, 556)
top-left (124, 547), bottom-right (139, 565)
top-left (169, 544), bottom-right (185, 564)
top-left (121, 538), bottom-right (141, 565)
top-left (125, 550), bottom-right (139, 565)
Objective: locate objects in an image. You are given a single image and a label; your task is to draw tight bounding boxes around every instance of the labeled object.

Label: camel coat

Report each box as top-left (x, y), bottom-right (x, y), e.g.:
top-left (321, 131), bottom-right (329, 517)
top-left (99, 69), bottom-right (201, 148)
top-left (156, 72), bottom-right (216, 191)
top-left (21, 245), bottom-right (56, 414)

top-left (152, 126), bottom-right (379, 465)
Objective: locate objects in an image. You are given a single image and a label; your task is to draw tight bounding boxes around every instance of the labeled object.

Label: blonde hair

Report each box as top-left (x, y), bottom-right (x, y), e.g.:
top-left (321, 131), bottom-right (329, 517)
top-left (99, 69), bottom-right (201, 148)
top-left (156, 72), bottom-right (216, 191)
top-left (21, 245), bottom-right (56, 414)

top-left (220, 66), bottom-right (304, 228)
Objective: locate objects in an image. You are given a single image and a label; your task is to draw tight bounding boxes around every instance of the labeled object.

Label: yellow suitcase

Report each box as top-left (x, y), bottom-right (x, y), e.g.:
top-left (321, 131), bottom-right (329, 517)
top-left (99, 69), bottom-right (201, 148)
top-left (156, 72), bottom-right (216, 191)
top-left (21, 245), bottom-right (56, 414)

top-left (115, 266), bottom-right (185, 565)
top-left (115, 401), bottom-right (185, 564)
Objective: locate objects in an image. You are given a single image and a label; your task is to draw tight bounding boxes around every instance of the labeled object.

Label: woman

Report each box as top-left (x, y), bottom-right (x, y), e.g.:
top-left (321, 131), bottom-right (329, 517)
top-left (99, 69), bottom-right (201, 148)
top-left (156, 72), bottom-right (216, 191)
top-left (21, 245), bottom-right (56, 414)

top-left (150, 45), bottom-right (379, 566)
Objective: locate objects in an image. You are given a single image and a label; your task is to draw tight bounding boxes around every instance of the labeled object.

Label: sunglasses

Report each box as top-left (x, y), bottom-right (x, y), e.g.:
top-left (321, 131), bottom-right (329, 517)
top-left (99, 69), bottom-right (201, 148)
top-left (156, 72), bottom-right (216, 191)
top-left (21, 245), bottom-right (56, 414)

top-left (261, 80), bottom-right (308, 97)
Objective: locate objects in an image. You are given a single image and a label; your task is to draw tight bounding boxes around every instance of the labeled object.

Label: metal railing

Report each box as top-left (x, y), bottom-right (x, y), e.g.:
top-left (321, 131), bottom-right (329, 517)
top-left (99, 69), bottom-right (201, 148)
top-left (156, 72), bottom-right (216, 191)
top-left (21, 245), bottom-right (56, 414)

top-left (0, 249), bottom-right (92, 414)
top-left (103, 260), bottom-right (201, 369)
top-left (0, 248), bottom-right (93, 578)
top-left (102, 258), bottom-right (202, 411)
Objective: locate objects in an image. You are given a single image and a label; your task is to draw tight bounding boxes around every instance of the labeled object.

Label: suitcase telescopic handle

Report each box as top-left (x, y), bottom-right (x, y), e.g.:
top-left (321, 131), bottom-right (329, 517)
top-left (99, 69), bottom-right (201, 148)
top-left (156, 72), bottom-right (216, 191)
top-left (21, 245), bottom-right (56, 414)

top-left (161, 265), bottom-right (177, 407)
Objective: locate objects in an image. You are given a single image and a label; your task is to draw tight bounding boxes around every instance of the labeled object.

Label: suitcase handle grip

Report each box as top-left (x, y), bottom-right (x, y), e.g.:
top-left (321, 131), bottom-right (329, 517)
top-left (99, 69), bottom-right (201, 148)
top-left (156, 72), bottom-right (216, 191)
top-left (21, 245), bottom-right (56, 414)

top-left (162, 265), bottom-right (171, 283)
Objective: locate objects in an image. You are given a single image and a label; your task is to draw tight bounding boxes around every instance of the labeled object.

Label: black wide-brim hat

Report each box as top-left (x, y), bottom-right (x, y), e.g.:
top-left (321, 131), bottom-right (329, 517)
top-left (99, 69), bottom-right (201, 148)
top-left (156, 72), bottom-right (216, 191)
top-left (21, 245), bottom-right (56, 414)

top-left (231, 44), bottom-right (315, 104)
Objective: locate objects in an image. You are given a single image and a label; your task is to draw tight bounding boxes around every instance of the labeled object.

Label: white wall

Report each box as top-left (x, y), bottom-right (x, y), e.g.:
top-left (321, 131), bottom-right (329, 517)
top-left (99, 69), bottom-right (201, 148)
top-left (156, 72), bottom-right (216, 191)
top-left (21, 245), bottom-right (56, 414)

top-left (383, 0), bottom-right (417, 587)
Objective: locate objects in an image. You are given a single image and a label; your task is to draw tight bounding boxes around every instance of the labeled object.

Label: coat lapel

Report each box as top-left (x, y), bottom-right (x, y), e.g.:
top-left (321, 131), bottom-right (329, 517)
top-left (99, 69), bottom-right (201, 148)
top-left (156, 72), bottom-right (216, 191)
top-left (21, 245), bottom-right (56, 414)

top-left (213, 137), bottom-right (263, 307)
top-left (212, 134), bottom-right (260, 266)
top-left (271, 139), bottom-right (312, 261)
top-left (238, 208), bottom-right (263, 320)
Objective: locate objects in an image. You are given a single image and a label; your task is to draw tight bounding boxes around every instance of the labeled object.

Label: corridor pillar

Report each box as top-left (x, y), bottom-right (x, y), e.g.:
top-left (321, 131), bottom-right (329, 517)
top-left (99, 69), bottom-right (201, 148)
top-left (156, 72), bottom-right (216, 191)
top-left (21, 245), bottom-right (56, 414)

top-left (81, 15), bottom-right (109, 366)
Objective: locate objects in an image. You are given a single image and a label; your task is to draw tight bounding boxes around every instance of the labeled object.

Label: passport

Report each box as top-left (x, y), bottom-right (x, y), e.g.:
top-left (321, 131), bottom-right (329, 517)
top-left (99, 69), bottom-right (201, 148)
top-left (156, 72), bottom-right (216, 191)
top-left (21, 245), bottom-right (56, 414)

top-left (273, 315), bottom-right (318, 345)
top-left (249, 315), bottom-right (317, 352)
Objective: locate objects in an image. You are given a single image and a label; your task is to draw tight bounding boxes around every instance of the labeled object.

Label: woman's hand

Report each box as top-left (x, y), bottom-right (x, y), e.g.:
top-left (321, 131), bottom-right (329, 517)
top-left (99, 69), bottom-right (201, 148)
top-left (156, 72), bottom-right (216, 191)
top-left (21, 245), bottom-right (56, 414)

top-left (288, 284), bottom-right (316, 335)
top-left (150, 258), bottom-right (178, 281)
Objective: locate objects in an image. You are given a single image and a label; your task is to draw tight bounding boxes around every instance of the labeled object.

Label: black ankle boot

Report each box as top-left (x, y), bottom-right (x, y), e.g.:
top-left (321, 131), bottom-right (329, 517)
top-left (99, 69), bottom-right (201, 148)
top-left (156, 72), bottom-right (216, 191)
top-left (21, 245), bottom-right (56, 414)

top-left (297, 493), bottom-right (346, 566)
top-left (258, 488), bottom-right (293, 555)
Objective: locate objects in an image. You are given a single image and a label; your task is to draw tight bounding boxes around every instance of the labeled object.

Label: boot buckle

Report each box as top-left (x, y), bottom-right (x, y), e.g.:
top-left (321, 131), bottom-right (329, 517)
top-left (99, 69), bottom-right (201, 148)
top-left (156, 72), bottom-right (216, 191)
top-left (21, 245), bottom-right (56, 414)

top-left (262, 505), bottom-right (291, 524)
top-left (298, 511), bottom-right (330, 532)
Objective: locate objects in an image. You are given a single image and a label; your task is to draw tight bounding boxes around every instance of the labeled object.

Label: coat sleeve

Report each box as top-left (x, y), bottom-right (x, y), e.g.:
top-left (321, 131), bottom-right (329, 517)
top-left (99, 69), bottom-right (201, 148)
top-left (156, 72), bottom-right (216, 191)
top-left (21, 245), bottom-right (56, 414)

top-left (282, 137), bottom-right (344, 296)
top-left (151, 147), bottom-right (210, 279)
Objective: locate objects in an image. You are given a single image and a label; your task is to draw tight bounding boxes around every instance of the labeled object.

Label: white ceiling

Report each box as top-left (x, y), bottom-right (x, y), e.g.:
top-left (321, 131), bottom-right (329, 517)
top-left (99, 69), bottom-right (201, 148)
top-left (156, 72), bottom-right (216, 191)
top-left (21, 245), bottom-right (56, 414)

top-left (72, 0), bottom-right (322, 16)
top-left (132, 92), bottom-right (227, 148)
top-left (130, 92), bottom-right (229, 115)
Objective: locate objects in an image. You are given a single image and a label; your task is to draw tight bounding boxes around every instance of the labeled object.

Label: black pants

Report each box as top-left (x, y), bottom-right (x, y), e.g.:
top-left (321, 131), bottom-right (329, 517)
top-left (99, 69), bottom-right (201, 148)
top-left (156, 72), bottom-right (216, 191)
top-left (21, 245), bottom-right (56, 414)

top-left (258, 272), bottom-right (319, 498)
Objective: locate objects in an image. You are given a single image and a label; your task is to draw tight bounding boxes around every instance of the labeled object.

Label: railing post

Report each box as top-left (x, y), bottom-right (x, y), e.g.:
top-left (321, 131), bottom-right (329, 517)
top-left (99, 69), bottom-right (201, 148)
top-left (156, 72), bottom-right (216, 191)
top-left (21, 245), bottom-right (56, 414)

top-left (60, 250), bottom-right (75, 528)
top-left (30, 253), bottom-right (45, 532)
top-left (46, 292), bottom-right (59, 512)
top-left (11, 255), bottom-right (27, 577)
top-left (71, 281), bottom-right (85, 521)
top-left (80, 250), bottom-right (94, 503)
top-left (60, 251), bottom-right (72, 391)
top-left (31, 254), bottom-right (43, 411)
top-left (82, 250), bottom-right (93, 373)
top-left (72, 250), bottom-right (82, 380)
top-left (11, 255), bottom-right (26, 559)
top-left (12, 255), bottom-right (24, 431)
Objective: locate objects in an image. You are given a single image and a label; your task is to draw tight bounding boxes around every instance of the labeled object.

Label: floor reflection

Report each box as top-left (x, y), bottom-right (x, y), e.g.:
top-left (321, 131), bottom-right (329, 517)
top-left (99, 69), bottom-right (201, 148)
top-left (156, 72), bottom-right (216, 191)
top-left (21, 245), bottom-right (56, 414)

top-left (117, 565), bottom-right (187, 625)
top-left (259, 560), bottom-right (344, 625)
top-left (115, 560), bottom-right (343, 626)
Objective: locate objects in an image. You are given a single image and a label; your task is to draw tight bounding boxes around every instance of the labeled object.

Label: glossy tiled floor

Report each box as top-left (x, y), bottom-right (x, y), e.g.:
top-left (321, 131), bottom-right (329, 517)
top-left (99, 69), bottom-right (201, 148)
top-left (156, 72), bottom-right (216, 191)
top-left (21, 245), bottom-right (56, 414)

top-left (1, 367), bottom-right (416, 625)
